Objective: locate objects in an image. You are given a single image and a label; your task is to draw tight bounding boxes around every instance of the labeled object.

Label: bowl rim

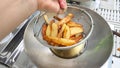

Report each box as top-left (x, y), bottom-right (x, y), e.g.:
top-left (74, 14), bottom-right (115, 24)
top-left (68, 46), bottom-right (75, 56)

top-left (34, 6), bottom-right (94, 50)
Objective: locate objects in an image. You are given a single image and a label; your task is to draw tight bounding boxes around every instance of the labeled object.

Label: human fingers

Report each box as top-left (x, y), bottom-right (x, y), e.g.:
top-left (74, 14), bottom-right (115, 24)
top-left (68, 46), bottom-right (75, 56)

top-left (37, 0), bottom-right (60, 13)
top-left (58, 0), bottom-right (67, 10)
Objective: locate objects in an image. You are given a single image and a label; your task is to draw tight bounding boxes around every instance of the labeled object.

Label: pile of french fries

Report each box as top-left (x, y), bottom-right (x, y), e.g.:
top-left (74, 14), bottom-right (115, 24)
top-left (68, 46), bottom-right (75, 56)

top-left (41, 13), bottom-right (84, 47)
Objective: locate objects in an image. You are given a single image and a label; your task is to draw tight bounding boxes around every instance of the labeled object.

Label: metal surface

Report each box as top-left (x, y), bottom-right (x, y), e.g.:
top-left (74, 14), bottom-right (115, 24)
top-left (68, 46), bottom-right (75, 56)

top-left (33, 6), bottom-right (94, 59)
top-left (24, 6), bottom-right (113, 68)
top-left (93, 0), bottom-right (120, 58)
top-left (34, 6), bottom-right (94, 50)
top-left (0, 19), bottom-right (29, 67)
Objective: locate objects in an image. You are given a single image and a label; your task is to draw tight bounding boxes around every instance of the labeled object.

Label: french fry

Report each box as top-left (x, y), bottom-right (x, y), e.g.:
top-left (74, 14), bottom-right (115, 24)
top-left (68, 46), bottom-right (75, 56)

top-left (44, 15), bottom-right (49, 24)
top-left (70, 27), bottom-right (83, 36)
top-left (57, 24), bottom-right (66, 38)
top-left (43, 35), bottom-right (59, 46)
top-left (57, 13), bottom-right (74, 26)
top-left (53, 16), bottom-right (62, 21)
top-left (70, 34), bottom-right (83, 42)
top-left (49, 19), bottom-right (55, 25)
top-left (47, 36), bottom-right (76, 46)
top-left (41, 23), bottom-right (47, 40)
top-left (53, 16), bottom-right (82, 27)
top-left (51, 23), bottom-right (58, 37)
top-left (63, 25), bottom-right (70, 39)
top-left (67, 21), bottom-right (82, 27)
top-left (42, 13), bottom-right (84, 47)
top-left (46, 25), bottom-right (51, 36)
top-left (46, 20), bottom-right (55, 36)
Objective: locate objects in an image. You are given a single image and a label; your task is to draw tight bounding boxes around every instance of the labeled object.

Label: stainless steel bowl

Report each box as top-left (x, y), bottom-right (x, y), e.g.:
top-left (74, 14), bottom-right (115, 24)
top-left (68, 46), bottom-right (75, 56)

top-left (24, 6), bottom-right (113, 68)
top-left (33, 6), bottom-right (94, 50)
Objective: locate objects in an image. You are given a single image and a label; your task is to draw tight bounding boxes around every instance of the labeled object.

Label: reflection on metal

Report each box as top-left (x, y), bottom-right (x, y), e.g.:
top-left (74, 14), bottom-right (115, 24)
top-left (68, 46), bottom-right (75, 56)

top-left (0, 20), bottom-right (28, 67)
top-left (24, 6), bottom-right (113, 68)
top-left (50, 43), bottom-right (86, 59)
top-left (94, 0), bottom-right (120, 58)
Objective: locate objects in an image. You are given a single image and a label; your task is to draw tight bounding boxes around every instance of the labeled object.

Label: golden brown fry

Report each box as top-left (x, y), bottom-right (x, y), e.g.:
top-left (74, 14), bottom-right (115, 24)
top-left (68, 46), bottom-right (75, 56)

top-left (46, 20), bottom-right (55, 36)
top-left (57, 24), bottom-right (66, 38)
top-left (57, 13), bottom-right (74, 26)
top-left (49, 20), bottom-right (55, 25)
top-left (46, 25), bottom-right (51, 36)
top-left (70, 27), bottom-right (83, 36)
top-left (47, 36), bottom-right (76, 46)
top-left (53, 16), bottom-right (83, 27)
top-left (42, 13), bottom-right (84, 47)
top-left (51, 23), bottom-right (58, 37)
top-left (44, 15), bottom-right (49, 24)
top-left (43, 35), bottom-right (59, 46)
top-left (41, 23), bottom-right (47, 40)
top-left (63, 25), bottom-right (70, 39)
top-left (53, 16), bottom-right (62, 21)
top-left (70, 34), bottom-right (83, 43)
top-left (67, 21), bottom-right (82, 27)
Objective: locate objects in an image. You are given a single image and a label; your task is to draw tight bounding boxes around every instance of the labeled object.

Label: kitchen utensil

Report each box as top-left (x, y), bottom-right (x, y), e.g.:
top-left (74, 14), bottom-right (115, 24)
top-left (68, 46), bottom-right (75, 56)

top-left (24, 6), bottom-right (113, 68)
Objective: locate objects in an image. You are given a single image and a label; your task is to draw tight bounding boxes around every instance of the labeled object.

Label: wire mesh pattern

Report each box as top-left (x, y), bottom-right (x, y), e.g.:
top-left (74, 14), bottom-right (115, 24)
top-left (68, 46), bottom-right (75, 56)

top-left (113, 27), bottom-right (120, 58)
top-left (114, 0), bottom-right (120, 10)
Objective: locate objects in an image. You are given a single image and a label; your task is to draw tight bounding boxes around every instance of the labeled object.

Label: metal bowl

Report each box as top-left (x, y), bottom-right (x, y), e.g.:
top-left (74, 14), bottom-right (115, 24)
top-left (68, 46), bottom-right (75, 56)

top-left (33, 6), bottom-right (94, 50)
top-left (24, 6), bottom-right (113, 68)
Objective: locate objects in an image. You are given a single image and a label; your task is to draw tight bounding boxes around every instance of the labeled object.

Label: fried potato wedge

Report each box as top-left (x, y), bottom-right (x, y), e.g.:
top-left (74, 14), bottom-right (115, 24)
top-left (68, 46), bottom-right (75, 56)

top-left (41, 23), bottom-right (47, 40)
top-left (53, 16), bottom-right (61, 21)
top-left (46, 25), bottom-right (51, 36)
top-left (51, 23), bottom-right (58, 37)
top-left (46, 20), bottom-right (55, 36)
top-left (70, 27), bottom-right (83, 36)
top-left (58, 13), bottom-right (74, 26)
top-left (70, 34), bottom-right (83, 43)
top-left (53, 16), bottom-right (82, 27)
top-left (46, 36), bottom-right (76, 46)
top-left (63, 25), bottom-right (70, 39)
top-left (57, 24), bottom-right (66, 38)
top-left (42, 13), bottom-right (84, 47)
top-left (67, 21), bottom-right (82, 27)
top-left (44, 15), bottom-right (49, 24)
top-left (42, 24), bottom-right (75, 46)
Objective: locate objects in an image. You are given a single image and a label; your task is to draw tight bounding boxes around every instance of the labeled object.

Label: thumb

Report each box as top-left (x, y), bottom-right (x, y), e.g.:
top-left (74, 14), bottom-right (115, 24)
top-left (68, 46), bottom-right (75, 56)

top-left (37, 0), bottom-right (60, 13)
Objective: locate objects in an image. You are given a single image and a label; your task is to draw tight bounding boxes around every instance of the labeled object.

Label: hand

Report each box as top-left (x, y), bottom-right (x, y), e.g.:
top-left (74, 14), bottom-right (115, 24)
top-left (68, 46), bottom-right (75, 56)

top-left (37, 0), bottom-right (67, 13)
